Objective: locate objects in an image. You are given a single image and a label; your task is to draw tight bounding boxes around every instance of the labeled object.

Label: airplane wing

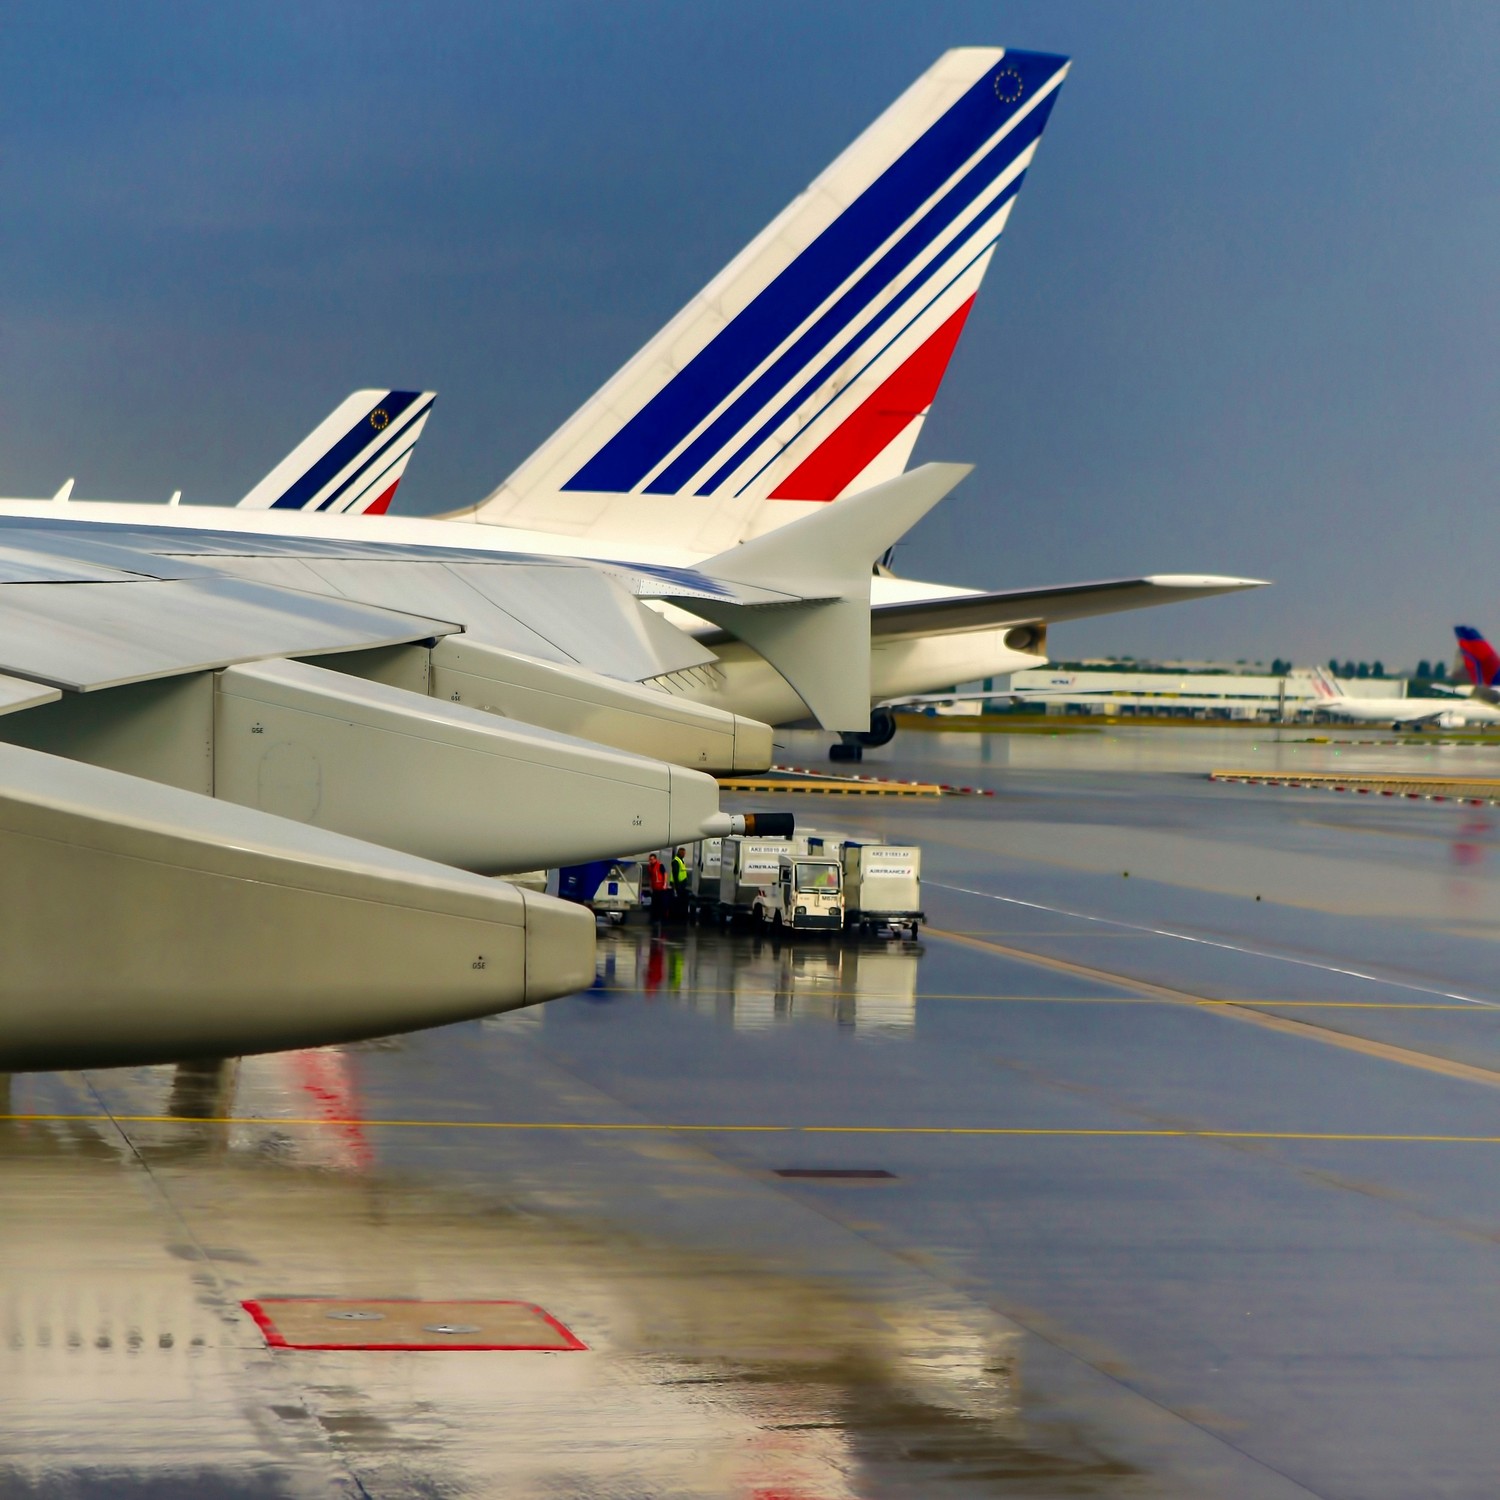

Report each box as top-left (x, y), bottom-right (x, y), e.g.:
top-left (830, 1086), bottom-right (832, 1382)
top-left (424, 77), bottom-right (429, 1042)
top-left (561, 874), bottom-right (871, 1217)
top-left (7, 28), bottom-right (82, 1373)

top-left (0, 516), bottom-right (745, 682)
top-left (0, 518), bottom-right (766, 767)
top-left (0, 518), bottom-right (777, 1072)
top-left (870, 574), bottom-right (1268, 639)
top-left (0, 468), bottom-right (967, 704)
top-left (0, 533), bottom-right (456, 691)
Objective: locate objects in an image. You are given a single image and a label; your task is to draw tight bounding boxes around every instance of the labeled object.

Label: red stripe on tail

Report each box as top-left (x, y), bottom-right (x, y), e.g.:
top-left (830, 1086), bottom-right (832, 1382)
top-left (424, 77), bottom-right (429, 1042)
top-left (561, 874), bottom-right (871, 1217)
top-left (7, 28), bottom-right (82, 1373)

top-left (769, 297), bottom-right (975, 501)
top-left (362, 479), bottom-right (401, 515)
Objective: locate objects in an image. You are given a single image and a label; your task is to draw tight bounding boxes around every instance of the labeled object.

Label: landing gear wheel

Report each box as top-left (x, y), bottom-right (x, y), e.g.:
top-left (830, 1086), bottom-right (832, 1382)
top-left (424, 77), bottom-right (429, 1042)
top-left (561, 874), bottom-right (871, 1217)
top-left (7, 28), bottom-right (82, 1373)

top-left (830, 740), bottom-right (863, 762)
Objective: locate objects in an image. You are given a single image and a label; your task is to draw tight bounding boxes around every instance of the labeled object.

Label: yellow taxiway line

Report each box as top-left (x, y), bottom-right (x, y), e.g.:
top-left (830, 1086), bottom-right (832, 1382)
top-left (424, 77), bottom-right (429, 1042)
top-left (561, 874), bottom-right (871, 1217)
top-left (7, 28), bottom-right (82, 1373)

top-left (9, 1114), bottom-right (1500, 1144)
top-left (616, 986), bottom-right (1484, 1009)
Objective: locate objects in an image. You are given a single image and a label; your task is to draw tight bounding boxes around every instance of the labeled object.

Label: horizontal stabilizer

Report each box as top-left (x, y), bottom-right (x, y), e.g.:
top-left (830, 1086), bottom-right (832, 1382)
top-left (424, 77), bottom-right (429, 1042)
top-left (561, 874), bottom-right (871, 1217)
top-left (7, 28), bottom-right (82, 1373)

top-left (691, 463), bottom-right (970, 729)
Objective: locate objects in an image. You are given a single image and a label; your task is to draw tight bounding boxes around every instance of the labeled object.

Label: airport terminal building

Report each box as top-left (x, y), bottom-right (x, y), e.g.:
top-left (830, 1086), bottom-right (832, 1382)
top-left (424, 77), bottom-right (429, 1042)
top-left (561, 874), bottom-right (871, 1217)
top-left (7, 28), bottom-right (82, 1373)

top-left (974, 668), bottom-right (1408, 721)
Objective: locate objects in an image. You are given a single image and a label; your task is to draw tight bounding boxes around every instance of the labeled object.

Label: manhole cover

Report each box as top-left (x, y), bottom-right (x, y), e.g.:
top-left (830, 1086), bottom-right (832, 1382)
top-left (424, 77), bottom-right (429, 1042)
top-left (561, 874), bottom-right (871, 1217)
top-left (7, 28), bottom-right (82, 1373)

top-left (242, 1299), bottom-right (586, 1351)
top-left (774, 1168), bottom-right (897, 1180)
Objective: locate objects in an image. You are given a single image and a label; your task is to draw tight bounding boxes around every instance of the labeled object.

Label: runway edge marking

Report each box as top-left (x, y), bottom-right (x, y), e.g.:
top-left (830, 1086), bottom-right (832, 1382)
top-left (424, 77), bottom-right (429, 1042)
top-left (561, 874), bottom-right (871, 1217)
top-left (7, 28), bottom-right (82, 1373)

top-left (927, 882), bottom-right (1499, 1007)
top-left (925, 927), bottom-right (1500, 1091)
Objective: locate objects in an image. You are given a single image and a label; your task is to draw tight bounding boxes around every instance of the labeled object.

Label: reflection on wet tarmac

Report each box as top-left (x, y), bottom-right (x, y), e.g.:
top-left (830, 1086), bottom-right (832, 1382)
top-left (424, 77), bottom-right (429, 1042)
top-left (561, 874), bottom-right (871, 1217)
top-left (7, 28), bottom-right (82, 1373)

top-left (0, 1054), bottom-right (1136, 1499)
top-left (592, 922), bottom-right (923, 1035)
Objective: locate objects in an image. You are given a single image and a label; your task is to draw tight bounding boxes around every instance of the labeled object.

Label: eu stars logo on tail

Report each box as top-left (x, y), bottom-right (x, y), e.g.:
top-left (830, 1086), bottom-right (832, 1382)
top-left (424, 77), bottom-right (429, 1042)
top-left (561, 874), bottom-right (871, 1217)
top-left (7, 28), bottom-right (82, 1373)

top-left (1455, 626), bottom-right (1500, 701)
top-left (237, 389), bottom-right (436, 514)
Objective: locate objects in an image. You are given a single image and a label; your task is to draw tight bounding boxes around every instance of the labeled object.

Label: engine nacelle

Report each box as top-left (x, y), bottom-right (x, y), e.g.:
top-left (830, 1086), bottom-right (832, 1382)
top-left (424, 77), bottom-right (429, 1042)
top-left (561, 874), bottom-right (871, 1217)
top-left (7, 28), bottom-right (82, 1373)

top-left (0, 743), bottom-right (595, 1071)
top-left (214, 659), bottom-right (725, 873)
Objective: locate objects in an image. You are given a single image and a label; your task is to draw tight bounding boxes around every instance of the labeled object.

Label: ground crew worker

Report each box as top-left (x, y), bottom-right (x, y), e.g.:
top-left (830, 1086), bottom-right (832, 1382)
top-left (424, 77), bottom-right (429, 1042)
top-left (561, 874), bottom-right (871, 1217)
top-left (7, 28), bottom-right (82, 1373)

top-left (645, 852), bottom-right (667, 919)
top-left (670, 846), bottom-right (690, 920)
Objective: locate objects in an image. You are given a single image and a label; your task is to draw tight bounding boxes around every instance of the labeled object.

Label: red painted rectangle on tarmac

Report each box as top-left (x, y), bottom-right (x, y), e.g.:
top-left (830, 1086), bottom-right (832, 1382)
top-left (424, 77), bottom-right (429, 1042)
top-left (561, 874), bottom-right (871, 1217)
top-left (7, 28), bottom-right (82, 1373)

top-left (242, 1297), bottom-right (587, 1351)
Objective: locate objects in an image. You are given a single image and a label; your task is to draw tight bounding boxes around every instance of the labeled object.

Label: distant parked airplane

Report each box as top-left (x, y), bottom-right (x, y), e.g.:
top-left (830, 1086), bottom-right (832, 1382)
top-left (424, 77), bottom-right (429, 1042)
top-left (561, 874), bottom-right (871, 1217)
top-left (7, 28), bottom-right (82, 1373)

top-left (1307, 663), bottom-right (1500, 729)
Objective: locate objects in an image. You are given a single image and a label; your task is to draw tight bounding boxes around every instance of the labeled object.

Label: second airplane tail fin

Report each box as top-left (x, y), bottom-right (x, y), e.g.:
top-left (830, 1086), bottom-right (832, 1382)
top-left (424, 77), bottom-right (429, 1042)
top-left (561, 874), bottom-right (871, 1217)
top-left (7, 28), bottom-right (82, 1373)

top-left (1307, 666), bottom-right (1345, 702)
top-left (467, 47), bottom-right (1068, 553)
top-left (237, 390), bottom-right (436, 513)
top-left (1455, 626), bottom-right (1500, 701)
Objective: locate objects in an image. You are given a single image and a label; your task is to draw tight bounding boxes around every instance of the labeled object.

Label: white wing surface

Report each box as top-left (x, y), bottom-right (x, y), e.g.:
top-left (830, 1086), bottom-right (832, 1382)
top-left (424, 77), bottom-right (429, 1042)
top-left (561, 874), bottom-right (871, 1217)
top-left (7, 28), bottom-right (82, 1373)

top-left (0, 518), bottom-right (778, 1070)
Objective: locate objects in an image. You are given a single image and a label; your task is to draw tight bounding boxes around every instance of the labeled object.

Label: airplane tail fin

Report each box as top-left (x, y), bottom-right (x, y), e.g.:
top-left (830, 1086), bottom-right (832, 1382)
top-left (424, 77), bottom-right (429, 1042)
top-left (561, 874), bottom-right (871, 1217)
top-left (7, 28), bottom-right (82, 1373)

top-left (237, 390), bottom-right (436, 513)
top-left (466, 48), bottom-right (1068, 554)
top-left (1307, 666), bottom-right (1345, 702)
top-left (1455, 626), bottom-right (1500, 700)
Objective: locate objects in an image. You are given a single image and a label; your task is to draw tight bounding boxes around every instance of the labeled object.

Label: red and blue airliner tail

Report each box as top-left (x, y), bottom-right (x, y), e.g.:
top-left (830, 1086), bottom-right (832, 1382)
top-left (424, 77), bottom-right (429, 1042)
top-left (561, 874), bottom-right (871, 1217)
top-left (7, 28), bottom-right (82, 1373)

top-left (1455, 626), bottom-right (1500, 690)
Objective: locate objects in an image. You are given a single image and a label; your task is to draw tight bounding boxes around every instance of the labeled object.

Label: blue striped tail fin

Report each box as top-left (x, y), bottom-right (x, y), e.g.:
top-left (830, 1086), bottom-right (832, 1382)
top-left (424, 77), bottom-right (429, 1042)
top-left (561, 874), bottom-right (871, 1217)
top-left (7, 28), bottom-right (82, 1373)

top-left (237, 389), bottom-right (436, 513)
top-left (469, 48), bottom-right (1067, 552)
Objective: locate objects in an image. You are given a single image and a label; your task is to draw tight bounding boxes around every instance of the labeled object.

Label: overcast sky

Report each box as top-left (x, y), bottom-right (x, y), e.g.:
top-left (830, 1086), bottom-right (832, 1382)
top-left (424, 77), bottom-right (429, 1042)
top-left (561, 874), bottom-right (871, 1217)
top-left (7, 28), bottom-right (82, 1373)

top-left (2, 1), bottom-right (1496, 667)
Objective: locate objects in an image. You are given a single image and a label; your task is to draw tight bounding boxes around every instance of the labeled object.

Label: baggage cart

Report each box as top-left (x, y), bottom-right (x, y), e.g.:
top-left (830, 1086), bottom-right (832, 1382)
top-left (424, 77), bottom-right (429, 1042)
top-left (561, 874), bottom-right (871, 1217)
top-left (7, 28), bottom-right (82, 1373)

top-left (841, 842), bottom-right (923, 937)
top-left (753, 853), bottom-right (844, 933)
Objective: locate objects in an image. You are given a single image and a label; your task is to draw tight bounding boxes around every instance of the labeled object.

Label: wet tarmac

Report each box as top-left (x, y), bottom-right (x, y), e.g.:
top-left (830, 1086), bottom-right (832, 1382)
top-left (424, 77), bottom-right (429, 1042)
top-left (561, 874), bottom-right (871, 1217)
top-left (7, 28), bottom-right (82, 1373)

top-left (8, 725), bottom-right (1500, 1497)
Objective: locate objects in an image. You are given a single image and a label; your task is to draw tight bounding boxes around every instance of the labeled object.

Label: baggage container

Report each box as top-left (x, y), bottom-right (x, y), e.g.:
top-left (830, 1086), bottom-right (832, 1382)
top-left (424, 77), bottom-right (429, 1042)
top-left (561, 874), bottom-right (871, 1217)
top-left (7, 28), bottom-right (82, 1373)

top-left (688, 836), bottom-right (723, 915)
top-left (717, 836), bottom-right (793, 923)
top-left (793, 828), bottom-right (846, 857)
top-left (841, 842), bottom-right (923, 937)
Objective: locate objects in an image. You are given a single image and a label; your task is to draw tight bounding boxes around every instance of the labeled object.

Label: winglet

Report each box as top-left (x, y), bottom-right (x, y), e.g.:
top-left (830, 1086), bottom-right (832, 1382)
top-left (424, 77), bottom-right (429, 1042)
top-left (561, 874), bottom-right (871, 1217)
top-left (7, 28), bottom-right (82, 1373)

top-left (237, 390), bottom-right (436, 513)
top-left (690, 462), bottom-right (971, 729)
